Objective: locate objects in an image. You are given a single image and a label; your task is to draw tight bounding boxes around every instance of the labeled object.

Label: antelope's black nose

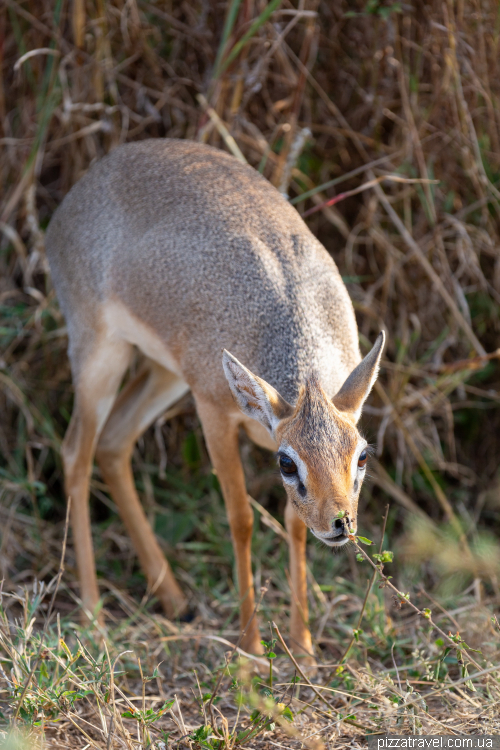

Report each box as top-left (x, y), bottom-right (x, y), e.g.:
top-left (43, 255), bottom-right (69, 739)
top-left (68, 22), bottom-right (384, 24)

top-left (334, 518), bottom-right (344, 530)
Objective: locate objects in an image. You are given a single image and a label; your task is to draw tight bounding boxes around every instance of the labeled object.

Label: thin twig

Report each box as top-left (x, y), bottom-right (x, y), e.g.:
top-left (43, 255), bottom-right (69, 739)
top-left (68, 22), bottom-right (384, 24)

top-left (391, 643), bottom-right (402, 692)
top-left (351, 538), bottom-right (482, 672)
top-left (272, 621), bottom-right (330, 711)
top-left (197, 94), bottom-right (247, 164)
top-left (339, 504), bottom-right (390, 664)
top-left (303, 175), bottom-right (439, 217)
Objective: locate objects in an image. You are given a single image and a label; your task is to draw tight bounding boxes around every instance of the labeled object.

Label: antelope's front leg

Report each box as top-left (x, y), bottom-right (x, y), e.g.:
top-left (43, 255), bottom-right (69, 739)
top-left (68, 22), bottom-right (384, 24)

top-left (196, 399), bottom-right (263, 656)
top-left (285, 500), bottom-right (315, 664)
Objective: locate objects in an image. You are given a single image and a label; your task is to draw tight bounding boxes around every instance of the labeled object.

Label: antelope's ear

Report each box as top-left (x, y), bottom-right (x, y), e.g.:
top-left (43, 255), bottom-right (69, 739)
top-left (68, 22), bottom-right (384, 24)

top-left (222, 350), bottom-right (293, 435)
top-left (332, 332), bottom-right (385, 422)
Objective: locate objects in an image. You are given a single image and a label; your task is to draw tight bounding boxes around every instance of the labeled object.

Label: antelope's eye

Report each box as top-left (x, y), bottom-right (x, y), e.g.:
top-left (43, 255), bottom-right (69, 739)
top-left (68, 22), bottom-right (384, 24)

top-left (279, 454), bottom-right (297, 475)
top-left (358, 449), bottom-right (368, 469)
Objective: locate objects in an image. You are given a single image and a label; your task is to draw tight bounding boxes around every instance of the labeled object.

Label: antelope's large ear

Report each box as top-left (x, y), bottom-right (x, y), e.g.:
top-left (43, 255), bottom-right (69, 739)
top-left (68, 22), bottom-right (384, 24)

top-left (332, 332), bottom-right (385, 422)
top-left (222, 350), bottom-right (293, 435)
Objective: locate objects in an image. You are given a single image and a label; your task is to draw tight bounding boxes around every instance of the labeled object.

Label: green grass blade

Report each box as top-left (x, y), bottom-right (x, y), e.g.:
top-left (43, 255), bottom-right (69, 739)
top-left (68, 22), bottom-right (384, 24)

top-left (218, 0), bottom-right (283, 76)
top-left (213, 0), bottom-right (243, 80)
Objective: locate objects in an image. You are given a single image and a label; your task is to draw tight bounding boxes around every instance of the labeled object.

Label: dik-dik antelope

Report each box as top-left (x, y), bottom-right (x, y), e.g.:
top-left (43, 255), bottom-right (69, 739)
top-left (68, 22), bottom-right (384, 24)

top-left (46, 139), bottom-right (384, 660)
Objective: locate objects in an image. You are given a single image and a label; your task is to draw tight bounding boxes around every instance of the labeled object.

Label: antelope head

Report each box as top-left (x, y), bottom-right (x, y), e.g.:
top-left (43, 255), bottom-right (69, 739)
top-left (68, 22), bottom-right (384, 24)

top-left (222, 333), bottom-right (385, 546)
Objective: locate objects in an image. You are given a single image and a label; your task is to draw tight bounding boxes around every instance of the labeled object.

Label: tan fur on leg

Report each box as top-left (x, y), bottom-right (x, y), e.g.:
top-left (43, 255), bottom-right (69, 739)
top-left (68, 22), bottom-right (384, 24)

top-left (62, 410), bottom-right (102, 620)
top-left (62, 336), bottom-right (132, 622)
top-left (96, 361), bottom-right (189, 617)
top-left (285, 500), bottom-right (314, 662)
top-left (195, 399), bottom-right (263, 655)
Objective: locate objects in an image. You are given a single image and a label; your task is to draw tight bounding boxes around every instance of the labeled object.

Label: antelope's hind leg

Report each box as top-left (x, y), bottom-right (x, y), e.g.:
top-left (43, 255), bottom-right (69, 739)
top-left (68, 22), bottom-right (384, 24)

top-left (62, 334), bottom-right (132, 622)
top-left (96, 360), bottom-right (189, 618)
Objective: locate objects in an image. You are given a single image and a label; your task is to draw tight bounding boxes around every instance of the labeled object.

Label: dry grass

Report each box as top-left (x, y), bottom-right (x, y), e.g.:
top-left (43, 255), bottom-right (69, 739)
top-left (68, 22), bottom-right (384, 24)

top-left (1, 0), bottom-right (500, 747)
top-left (1, 565), bottom-right (500, 749)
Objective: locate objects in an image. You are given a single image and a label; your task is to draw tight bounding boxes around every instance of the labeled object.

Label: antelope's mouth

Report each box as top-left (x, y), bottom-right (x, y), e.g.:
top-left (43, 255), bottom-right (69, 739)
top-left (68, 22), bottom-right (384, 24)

top-left (311, 530), bottom-right (351, 547)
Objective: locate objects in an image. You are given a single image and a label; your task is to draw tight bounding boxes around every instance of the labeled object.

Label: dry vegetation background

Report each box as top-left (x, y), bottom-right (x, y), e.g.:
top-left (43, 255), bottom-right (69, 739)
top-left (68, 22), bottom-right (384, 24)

top-left (1, 0), bottom-right (500, 748)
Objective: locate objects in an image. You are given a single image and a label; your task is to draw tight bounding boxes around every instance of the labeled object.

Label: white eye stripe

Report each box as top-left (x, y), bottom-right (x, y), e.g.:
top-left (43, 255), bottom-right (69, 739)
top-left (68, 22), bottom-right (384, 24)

top-left (278, 443), bottom-right (308, 486)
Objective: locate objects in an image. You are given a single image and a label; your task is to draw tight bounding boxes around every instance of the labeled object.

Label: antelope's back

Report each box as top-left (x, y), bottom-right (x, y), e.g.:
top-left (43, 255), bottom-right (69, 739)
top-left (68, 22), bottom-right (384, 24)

top-left (46, 139), bottom-right (360, 403)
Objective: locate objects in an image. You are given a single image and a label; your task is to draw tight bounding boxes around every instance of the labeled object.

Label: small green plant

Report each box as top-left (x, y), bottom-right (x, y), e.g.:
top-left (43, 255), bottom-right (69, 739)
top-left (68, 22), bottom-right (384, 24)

top-left (187, 723), bottom-right (218, 749)
top-left (121, 701), bottom-right (175, 737)
top-left (260, 636), bottom-right (278, 688)
top-left (373, 550), bottom-right (394, 564)
top-left (352, 627), bottom-right (363, 643)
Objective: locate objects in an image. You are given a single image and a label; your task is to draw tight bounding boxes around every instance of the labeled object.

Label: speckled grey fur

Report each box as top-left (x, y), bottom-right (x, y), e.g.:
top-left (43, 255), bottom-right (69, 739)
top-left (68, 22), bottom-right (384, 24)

top-left (46, 139), bottom-right (360, 404)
